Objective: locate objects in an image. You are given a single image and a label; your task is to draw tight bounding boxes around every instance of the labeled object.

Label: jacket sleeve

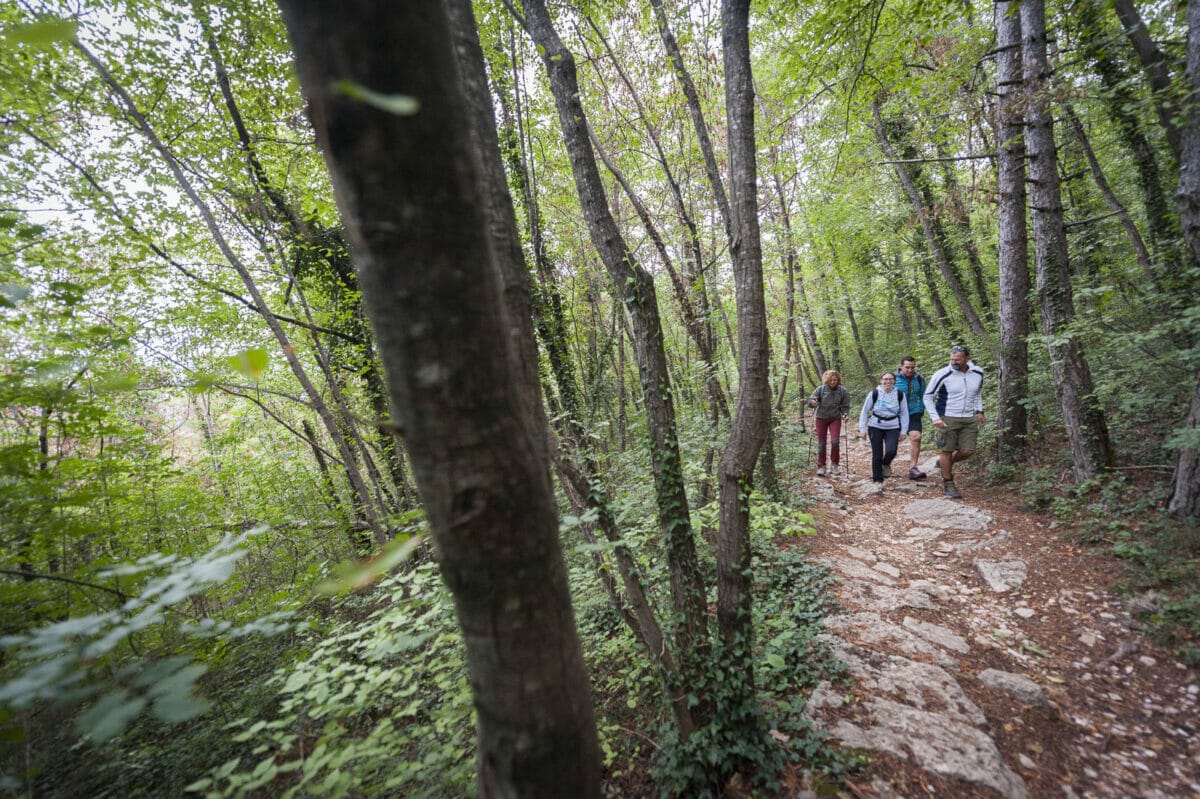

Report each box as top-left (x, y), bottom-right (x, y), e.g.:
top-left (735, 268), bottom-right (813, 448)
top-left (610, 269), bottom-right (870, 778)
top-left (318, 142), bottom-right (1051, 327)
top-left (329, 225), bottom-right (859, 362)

top-left (858, 393), bottom-right (872, 433)
top-left (900, 394), bottom-right (910, 436)
top-left (923, 369), bottom-right (942, 423)
top-left (839, 387), bottom-right (850, 417)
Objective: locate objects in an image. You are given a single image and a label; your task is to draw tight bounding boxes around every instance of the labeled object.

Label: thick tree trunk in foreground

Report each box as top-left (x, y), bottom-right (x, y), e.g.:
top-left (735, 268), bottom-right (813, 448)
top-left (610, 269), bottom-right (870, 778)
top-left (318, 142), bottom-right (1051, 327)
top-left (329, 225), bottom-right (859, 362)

top-left (276, 2), bottom-right (601, 795)
top-left (994, 0), bottom-right (1031, 463)
top-left (1022, 0), bottom-right (1114, 482)
top-left (716, 0), bottom-right (768, 738)
top-left (1168, 0), bottom-right (1200, 521)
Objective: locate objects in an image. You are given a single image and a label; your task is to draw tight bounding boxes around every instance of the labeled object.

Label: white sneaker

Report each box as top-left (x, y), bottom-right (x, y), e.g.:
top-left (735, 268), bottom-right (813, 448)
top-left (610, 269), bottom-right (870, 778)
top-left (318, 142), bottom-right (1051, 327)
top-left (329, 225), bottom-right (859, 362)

top-left (816, 467), bottom-right (826, 476)
top-left (831, 465), bottom-right (841, 476)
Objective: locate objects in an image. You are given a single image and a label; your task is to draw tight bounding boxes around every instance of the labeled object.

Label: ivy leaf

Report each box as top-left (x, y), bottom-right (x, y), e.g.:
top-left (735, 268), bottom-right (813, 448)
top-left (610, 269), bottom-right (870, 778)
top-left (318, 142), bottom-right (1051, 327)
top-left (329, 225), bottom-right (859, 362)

top-left (331, 80), bottom-right (419, 116)
top-left (2, 18), bottom-right (79, 48)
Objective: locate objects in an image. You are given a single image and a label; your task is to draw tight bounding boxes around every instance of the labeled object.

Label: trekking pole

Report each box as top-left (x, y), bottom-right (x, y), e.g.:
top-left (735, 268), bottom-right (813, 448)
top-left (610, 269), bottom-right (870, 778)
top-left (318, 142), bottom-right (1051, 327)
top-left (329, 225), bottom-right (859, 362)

top-left (843, 419), bottom-right (850, 476)
top-left (806, 413), bottom-right (814, 469)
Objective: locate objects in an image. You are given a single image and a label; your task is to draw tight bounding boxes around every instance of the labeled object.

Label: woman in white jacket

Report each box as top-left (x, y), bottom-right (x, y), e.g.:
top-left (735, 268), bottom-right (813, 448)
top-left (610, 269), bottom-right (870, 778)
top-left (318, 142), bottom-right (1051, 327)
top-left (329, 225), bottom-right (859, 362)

top-left (858, 371), bottom-right (909, 489)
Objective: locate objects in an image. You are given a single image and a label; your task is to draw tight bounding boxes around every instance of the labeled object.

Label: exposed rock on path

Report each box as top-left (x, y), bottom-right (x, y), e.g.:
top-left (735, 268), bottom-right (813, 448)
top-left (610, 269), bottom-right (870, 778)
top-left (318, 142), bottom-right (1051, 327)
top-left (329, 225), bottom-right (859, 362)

top-left (794, 450), bottom-right (1199, 798)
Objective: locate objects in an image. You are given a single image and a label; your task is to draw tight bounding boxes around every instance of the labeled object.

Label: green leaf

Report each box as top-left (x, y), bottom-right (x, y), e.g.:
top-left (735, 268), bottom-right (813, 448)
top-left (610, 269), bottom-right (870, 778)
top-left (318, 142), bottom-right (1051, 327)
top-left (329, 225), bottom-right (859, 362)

top-left (2, 18), bottom-right (79, 47)
top-left (0, 284), bottom-right (30, 308)
top-left (331, 80), bottom-right (419, 115)
top-left (151, 690), bottom-right (211, 723)
top-left (76, 690), bottom-right (146, 741)
top-left (318, 534), bottom-right (424, 594)
top-left (226, 347), bottom-right (269, 380)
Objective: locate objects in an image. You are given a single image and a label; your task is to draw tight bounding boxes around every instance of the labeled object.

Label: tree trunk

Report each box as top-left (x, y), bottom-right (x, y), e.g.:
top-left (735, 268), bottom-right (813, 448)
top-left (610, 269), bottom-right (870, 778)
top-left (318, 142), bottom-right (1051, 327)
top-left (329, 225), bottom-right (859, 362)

top-left (517, 0), bottom-right (711, 719)
top-left (77, 40), bottom-right (389, 547)
top-left (872, 100), bottom-right (989, 340)
top-left (649, 0), bottom-right (733, 243)
top-left (1167, 0), bottom-right (1200, 520)
top-left (1112, 0), bottom-right (1181, 161)
top-left (1063, 105), bottom-right (1155, 276)
top-left (276, 2), bottom-right (601, 795)
top-left (995, 0), bottom-right (1031, 463)
top-left (716, 0), bottom-right (769, 758)
top-left (1022, 0), bottom-right (1115, 482)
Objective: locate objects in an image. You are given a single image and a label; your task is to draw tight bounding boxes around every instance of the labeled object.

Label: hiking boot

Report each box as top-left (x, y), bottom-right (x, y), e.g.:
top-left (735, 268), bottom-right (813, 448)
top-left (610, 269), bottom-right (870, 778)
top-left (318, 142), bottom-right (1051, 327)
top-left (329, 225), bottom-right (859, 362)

top-left (909, 466), bottom-right (926, 480)
top-left (882, 464), bottom-right (891, 478)
top-left (943, 481), bottom-right (962, 499)
top-left (816, 467), bottom-right (826, 477)
top-left (831, 465), bottom-right (841, 477)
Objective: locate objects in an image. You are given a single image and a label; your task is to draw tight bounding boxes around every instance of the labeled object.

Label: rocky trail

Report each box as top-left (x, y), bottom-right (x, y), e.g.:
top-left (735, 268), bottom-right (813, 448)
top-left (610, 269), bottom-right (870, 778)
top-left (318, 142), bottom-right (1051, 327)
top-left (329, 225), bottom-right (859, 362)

top-left (792, 438), bottom-right (1199, 798)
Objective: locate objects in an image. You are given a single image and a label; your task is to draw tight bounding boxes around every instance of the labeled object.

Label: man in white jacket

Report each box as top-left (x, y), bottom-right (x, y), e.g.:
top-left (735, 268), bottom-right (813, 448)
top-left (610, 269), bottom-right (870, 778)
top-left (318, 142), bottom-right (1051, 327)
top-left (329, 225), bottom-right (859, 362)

top-left (923, 345), bottom-right (985, 499)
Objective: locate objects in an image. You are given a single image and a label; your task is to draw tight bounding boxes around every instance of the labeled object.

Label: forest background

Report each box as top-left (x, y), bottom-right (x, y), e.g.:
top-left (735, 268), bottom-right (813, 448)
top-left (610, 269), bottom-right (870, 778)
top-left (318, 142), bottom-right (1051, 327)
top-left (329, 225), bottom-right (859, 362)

top-left (1, 0), bottom-right (1198, 796)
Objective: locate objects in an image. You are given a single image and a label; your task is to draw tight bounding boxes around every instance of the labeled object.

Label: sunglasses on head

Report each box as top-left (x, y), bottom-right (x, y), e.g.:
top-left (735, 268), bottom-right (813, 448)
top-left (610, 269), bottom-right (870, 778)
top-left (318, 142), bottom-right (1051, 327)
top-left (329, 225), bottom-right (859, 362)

top-left (951, 345), bottom-right (969, 355)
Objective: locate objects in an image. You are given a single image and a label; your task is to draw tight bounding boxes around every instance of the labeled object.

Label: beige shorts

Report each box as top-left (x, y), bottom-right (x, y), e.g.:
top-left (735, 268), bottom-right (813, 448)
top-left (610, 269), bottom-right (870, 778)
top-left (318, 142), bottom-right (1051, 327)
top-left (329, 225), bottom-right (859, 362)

top-left (934, 415), bottom-right (978, 453)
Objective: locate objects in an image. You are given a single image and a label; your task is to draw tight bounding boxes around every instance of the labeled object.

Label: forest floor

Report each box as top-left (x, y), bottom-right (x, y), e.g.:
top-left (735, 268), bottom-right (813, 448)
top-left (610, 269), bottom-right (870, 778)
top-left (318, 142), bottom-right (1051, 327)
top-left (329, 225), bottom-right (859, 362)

top-left (786, 434), bottom-right (1199, 799)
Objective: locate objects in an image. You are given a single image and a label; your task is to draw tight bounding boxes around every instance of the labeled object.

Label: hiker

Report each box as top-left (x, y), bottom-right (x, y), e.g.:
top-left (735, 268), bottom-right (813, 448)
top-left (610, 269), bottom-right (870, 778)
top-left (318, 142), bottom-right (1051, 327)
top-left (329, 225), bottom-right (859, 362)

top-left (924, 345), bottom-right (985, 499)
top-left (857, 371), bottom-right (909, 489)
top-left (895, 356), bottom-right (927, 480)
top-left (807, 369), bottom-right (850, 477)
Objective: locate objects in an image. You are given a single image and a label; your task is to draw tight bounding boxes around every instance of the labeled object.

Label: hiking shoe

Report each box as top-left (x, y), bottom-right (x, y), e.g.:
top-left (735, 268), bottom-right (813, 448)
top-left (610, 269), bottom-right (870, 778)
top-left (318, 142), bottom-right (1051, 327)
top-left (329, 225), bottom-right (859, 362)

top-left (831, 465), bottom-right (841, 477)
top-left (882, 464), bottom-right (891, 478)
top-left (816, 467), bottom-right (826, 477)
top-left (943, 481), bottom-right (962, 499)
top-left (909, 466), bottom-right (926, 480)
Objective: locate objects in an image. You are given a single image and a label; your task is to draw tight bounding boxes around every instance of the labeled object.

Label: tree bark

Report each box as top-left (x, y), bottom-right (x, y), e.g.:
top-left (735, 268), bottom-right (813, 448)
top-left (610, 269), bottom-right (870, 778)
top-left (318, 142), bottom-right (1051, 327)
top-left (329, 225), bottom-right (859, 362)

top-left (516, 0), bottom-right (711, 716)
top-left (1022, 0), bottom-right (1115, 482)
top-left (276, 2), bottom-right (601, 795)
top-left (716, 0), bottom-right (768, 749)
top-left (649, 0), bottom-right (733, 243)
top-left (1112, 0), bottom-right (1181, 162)
top-left (872, 100), bottom-right (988, 340)
top-left (995, 0), bottom-right (1031, 463)
top-left (1167, 0), bottom-right (1200, 520)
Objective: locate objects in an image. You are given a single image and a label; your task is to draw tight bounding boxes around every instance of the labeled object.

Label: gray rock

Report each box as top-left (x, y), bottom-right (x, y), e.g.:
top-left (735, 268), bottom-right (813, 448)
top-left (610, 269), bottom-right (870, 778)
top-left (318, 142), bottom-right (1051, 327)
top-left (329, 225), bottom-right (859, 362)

top-left (979, 668), bottom-right (1048, 707)
top-left (824, 612), bottom-right (959, 667)
top-left (844, 545), bottom-right (878, 564)
top-left (823, 697), bottom-right (1026, 799)
top-left (818, 556), bottom-right (897, 586)
top-left (902, 616), bottom-right (971, 653)
top-left (904, 498), bottom-right (994, 531)
top-left (975, 559), bottom-right (1028, 592)
top-left (821, 639), bottom-right (986, 726)
top-left (874, 562), bottom-right (902, 578)
top-left (954, 530), bottom-right (1012, 555)
top-left (838, 577), bottom-right (938, 611)
top-left (897, 526), bottom-right (947, 543)
top-left (1014, 607), bottom-right (1036, 619)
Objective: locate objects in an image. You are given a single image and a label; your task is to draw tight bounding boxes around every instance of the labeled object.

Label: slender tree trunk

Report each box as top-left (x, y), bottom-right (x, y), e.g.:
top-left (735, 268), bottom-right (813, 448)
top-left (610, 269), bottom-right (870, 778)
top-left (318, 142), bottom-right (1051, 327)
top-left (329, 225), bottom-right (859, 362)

top-left (278, 2), bottom-right (602, 794)
top-left (1074, 0), bottom-right (1181, 284)
top-left (649, 0), bottom-right (733, 243)
top-left (1167, 0), bottom-right (1200, 520)
top-left (1063, 105), bottom-right (1154, 276)
top-left (1112, 0), bottom-right (1181, 161)
top-left (1022, 0), bottom-right (1115, 481)
top-left (995, 0), bottom-right (1031, 463)
top-left (872, 100), bottom-right (988, 340)
top-left (843, 285), bottom-right (873, 383)
top-left (517, 0), bottom-right (711, 721)
top-left (715, 0), bottom-right (769, 772)
top-left (77, 40), bottom-right (388, 547)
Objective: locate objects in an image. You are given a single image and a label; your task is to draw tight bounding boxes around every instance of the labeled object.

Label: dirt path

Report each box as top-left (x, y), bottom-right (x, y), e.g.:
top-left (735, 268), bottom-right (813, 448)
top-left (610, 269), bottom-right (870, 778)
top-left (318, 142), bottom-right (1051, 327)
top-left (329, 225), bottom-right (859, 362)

top-left (794, 436), bottom-right (1199, 798)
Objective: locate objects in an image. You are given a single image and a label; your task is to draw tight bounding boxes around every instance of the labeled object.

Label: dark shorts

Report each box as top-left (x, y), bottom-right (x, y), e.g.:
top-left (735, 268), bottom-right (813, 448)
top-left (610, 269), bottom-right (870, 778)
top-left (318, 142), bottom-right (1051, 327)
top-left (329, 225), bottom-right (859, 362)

top-left (908, 412), bottom-right (923, 433)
